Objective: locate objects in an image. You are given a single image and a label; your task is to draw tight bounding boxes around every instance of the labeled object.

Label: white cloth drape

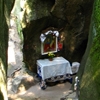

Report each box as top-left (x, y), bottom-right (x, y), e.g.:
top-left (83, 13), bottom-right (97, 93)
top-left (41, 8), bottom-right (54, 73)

top-left (37, 57), bottom-right (72, 80)
top-left (40, 30), bottom-right (59, 43)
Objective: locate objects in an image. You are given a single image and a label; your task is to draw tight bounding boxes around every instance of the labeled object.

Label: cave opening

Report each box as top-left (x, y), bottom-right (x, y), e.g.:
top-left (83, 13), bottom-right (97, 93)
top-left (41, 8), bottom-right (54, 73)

top-left (7, 0), bottom-right (90, 74)
top-left (6, 0), bottom-right (95, 99)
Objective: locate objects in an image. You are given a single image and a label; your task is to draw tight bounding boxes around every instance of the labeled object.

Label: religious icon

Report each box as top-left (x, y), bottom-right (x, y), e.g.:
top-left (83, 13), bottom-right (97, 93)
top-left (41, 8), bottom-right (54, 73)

top-left (41, 31), bottom-right (58, 55)
top-left (43, 34), bottom-right (56, 52)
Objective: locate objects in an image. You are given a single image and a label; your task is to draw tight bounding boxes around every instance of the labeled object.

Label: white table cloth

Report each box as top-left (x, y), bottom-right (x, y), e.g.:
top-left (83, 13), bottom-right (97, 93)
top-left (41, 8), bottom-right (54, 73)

top-left (37, 57), bottom-right (72, 81)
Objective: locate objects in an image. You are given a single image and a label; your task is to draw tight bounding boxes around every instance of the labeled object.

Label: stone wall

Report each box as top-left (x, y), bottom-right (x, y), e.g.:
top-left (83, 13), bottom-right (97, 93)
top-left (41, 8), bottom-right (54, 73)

top-left (0, 0), bottom-right (14, 100)
top-left (79, 0), bottom-right (100, 99)
top-left (22, 0), bottom-right (94, 72)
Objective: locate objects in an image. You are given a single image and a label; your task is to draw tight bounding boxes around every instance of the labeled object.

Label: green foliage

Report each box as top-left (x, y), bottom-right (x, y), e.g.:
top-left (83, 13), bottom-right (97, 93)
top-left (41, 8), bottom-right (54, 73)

top-left (90, 0), bottom-right (100, 73)
top-left (93, 0), bottom-right (100, 29)
top-left (16, 19), bottom-right (23, 42)
top-left (48, 52), bottom-right (55, 58)
top-left (89, 52), bottom-right (100, 99)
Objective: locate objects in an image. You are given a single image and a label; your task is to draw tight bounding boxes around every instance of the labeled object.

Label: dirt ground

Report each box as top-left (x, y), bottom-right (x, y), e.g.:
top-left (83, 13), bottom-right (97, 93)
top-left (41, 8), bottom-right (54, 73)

top-left (8, 78), bottom-right (73, 100)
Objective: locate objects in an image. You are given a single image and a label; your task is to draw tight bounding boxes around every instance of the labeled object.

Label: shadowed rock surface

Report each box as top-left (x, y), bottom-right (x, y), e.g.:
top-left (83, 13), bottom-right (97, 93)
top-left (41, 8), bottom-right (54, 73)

top-left (21, 0), bottom-right (94, 72)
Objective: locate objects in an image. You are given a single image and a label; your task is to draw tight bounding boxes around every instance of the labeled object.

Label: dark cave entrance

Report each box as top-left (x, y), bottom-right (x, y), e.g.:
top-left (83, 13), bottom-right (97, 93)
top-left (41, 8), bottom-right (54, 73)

top-left (8, 0), bottom-right (94, 73)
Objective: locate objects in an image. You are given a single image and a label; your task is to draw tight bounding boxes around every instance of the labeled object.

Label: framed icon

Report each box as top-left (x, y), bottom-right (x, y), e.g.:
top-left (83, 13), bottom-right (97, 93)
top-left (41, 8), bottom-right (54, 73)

top-left (41, 33), bottom-right (57, 55)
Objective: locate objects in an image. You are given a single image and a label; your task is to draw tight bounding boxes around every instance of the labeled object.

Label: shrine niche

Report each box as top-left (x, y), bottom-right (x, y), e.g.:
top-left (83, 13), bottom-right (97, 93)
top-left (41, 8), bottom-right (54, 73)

top-left (40, 28), bottom-right (59, 55)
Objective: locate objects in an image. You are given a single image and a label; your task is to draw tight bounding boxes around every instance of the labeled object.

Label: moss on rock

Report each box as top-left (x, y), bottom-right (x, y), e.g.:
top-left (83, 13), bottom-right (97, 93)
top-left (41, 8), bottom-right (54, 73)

top-left (79, 0), bottom-right (100, 99)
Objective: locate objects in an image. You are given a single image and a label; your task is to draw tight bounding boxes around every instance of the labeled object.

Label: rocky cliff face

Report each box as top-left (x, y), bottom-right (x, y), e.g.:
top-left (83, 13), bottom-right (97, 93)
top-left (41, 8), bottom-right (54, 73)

top-left (19, 0), bottom-right (94, 72)
top-left (79, 0), bottom-right (100, 99)
top-left (0, 0), bottom-right (14, 100)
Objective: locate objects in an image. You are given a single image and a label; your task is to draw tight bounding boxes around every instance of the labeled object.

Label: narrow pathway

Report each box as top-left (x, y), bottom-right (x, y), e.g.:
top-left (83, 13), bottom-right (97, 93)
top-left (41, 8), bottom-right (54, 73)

top-left (8, 73), bottom-right (78, 100)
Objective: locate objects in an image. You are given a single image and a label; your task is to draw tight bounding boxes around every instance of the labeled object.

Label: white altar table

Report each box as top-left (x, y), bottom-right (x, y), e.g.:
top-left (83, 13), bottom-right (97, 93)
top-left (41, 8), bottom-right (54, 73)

top-left (37, 57), bottom-right (72, 89)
